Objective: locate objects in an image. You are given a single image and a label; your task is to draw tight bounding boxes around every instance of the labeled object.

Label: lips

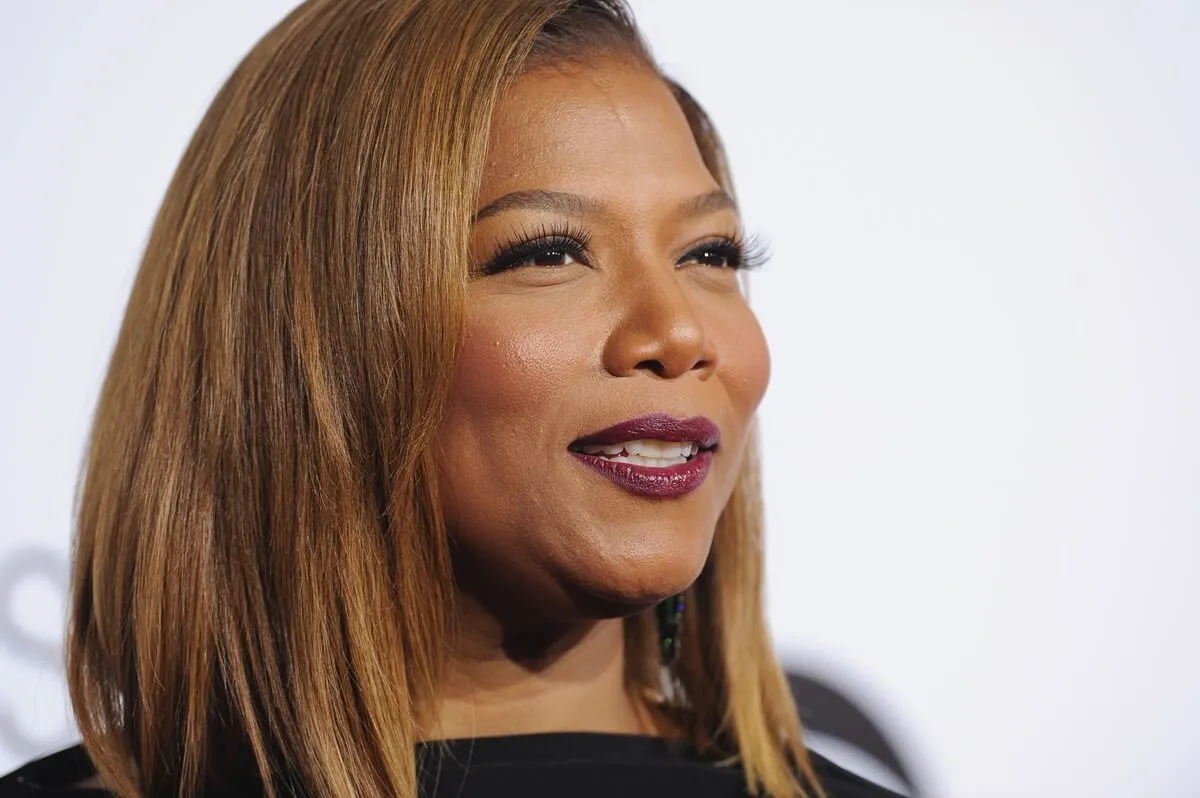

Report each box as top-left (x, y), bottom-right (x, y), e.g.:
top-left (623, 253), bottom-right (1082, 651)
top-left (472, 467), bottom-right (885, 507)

top-left (570, 413), bottom-right (720, 450)
top-left (568, 413), bottom-right (719, 499)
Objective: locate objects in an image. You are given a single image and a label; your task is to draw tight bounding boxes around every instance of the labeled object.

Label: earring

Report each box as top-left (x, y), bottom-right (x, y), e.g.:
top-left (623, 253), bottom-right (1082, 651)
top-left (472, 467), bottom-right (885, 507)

top-left (656, 593), bottom-right (685, 666)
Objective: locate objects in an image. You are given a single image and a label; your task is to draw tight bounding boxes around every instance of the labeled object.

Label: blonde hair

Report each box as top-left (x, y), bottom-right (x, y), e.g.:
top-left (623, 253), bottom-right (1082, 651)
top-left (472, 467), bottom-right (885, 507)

top-left (66, 1), bottom-right (824, 795)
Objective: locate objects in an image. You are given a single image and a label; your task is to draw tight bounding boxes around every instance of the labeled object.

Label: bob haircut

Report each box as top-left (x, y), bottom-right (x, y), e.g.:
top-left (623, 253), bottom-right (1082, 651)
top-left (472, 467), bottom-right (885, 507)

top-left (66, 1), bottom-right (824, 796)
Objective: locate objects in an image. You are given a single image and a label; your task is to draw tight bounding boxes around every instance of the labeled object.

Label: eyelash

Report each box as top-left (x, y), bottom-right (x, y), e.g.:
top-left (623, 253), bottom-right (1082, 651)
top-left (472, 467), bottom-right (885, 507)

top-left (478, 223), bottom-right (595, 275)
top-left (683, 232), bottom-right (770, 272)
top-left (477, 224), bottom-right (770, 275)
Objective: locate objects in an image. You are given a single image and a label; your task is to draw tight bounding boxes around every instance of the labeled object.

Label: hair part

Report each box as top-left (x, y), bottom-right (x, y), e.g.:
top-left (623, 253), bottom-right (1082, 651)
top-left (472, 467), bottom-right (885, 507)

top-left (66, 1), bottom-right (823, 796)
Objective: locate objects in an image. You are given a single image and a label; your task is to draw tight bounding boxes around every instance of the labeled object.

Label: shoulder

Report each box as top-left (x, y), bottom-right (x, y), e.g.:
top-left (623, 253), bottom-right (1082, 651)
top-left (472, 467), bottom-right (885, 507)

top-left (0, 744), bottom-right (110, 797)
top-left (807, 749), bottom-right (908, 798)
top-left (0, 741), bottom-right (908, 798)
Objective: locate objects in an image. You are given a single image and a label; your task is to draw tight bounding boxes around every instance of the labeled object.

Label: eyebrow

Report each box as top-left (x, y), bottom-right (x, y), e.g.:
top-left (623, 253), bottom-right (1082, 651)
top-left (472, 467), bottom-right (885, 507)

top-left (472, 188), bottom-right (737, 223)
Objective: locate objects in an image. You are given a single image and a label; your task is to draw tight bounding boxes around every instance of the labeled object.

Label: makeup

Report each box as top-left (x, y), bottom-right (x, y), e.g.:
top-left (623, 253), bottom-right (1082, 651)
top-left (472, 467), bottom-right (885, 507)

top-left (568, 413), bottom-right (718, 499)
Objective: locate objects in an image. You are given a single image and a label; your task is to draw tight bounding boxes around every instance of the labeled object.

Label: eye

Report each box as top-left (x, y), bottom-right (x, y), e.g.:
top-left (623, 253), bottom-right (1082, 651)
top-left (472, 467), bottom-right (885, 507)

top-left (479, 230), bottom-right (592, 275)
top-left (677, 234), bottom-right (768, 271)
top-left (521, 244), bottom-right (582, 268)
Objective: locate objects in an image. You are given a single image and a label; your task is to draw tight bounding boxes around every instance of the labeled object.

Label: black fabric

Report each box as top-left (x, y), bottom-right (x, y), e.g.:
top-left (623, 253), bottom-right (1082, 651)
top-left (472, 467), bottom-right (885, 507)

top-left (0, 734), bottom-right (904, 797)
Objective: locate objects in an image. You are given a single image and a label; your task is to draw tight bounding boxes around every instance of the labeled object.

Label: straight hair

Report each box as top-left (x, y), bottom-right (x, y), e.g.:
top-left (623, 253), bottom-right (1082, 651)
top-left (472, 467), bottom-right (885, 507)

top-left (66, 1), bottom-right (825, 795)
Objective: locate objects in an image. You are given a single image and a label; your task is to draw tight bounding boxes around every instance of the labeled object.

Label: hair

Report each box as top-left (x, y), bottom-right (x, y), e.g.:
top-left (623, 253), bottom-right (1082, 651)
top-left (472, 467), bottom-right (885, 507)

top-left (65, 1), bottom-right (824, 796)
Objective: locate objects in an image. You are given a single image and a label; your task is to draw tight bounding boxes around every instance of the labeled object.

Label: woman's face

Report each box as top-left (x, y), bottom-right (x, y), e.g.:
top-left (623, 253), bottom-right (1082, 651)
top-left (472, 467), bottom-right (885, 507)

top-left (437, 57), bottom-right (770, 626)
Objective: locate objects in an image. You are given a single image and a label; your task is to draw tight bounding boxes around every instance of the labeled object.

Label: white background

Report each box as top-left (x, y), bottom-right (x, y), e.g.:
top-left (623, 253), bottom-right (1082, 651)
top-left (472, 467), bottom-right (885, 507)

top-left (1, 2), bottom-right (1198, 796)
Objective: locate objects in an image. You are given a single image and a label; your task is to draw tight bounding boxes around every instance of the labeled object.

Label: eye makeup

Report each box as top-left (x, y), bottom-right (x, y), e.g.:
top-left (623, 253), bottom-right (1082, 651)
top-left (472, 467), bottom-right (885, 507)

top-left (477, 224), bottom-right (769, 276)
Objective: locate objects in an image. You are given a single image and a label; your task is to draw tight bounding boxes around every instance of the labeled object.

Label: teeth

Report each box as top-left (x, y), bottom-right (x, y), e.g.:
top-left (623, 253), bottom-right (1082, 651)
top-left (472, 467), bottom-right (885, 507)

top-left (628, 440), bottom-right (687, 458)
top-left (609, 454), bottom-right (689, 468)
top-left (575, 438), bottom-right (701, 465)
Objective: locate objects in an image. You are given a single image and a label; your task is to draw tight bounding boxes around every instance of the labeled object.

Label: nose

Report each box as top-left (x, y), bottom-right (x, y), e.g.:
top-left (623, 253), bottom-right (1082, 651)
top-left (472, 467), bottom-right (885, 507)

top-left (602, 267), bottom-right (717, 380)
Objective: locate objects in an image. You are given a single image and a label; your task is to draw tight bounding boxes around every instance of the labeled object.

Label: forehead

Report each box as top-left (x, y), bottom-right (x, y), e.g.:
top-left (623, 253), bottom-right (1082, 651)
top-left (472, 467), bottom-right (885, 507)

top-left (479, 59), bottom-right (720, 214)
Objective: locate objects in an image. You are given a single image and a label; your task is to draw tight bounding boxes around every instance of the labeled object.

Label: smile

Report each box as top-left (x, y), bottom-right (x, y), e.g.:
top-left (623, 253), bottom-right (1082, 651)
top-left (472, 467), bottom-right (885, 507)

top-left (567, 414), bottom-right (719, 498)
top-left (568, 439), bottom-right (703, 468)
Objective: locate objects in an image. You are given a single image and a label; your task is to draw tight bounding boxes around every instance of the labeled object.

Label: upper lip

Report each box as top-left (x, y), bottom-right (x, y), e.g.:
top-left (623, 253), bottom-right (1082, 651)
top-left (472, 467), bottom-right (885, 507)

top-left (570, 413), bottom-right (720, 450)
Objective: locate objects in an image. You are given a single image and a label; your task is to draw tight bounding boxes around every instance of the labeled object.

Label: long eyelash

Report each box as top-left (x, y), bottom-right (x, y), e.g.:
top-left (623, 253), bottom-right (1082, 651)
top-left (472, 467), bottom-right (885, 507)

top-left (477, 222), bottom-right (593, 275)
top-left (682, 230), bottom-right (771, 271)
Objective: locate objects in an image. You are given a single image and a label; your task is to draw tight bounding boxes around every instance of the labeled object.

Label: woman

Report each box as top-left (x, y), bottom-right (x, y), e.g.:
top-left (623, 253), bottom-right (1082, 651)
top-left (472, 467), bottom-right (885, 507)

top-left (1, 0), bottom-right (902, 796)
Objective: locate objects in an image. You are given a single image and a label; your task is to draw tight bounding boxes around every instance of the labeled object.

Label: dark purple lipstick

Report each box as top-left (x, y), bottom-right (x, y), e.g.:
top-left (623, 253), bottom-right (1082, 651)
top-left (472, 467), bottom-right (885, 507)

top-left (568, 413), bottom-right (720, 499)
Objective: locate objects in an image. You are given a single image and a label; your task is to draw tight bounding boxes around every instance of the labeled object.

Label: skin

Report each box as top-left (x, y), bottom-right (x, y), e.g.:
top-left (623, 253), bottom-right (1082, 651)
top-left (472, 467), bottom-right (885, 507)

top-left (432, 56), bottom-right (770, 739)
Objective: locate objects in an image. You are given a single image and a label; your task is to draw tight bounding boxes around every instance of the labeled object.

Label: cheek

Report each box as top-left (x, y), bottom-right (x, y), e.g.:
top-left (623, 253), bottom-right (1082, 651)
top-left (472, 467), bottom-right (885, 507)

top-left (436, 303), bottom-right (587, 521)
top-left (717, 299), bottom-right (771, 417)
top-left (705, 300), bottom-right (770, 506)
top-left (447, 305), bottom-right (580, 424)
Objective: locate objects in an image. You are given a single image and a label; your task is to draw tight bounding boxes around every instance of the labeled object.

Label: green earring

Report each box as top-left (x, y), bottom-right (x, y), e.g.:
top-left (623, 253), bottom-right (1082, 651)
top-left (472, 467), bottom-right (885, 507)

top-left (656, 593), bottom-right (685, 666)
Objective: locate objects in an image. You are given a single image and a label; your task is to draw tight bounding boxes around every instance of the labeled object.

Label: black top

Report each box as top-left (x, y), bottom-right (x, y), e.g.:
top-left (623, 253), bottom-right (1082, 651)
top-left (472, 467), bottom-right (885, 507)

top-left (0, 733), bottom-right (904, 797)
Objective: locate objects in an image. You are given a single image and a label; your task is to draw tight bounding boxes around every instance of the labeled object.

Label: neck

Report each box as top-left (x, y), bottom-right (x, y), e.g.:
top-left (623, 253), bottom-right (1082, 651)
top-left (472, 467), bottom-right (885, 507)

top-left (429, 599), bottom-right (654, 741)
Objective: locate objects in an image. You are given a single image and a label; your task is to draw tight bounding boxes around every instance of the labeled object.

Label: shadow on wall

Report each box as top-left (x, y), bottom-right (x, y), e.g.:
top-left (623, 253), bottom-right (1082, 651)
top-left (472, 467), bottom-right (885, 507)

top-left (787, 670), bottom-right (922, 796)
top-left (0, 547), bottom-right (74, 758)
top-left (0, 547), bottom-right (920, 794)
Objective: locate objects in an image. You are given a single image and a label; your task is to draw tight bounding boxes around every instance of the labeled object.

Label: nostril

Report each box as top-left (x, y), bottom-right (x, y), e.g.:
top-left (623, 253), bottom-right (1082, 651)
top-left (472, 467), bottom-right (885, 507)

top-left (634, 359), bottom-right (667, 377)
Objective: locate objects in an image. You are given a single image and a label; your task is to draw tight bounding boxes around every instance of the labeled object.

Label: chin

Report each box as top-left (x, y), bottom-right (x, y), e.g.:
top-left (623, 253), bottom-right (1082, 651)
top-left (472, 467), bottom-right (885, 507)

top-left (569, 540), bottom-right (709, 617)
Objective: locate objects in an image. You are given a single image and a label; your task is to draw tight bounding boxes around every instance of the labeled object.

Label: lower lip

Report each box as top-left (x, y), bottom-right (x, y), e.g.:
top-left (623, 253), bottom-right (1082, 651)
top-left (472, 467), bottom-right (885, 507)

top-left (569, 450), bottom-right (714, 498)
